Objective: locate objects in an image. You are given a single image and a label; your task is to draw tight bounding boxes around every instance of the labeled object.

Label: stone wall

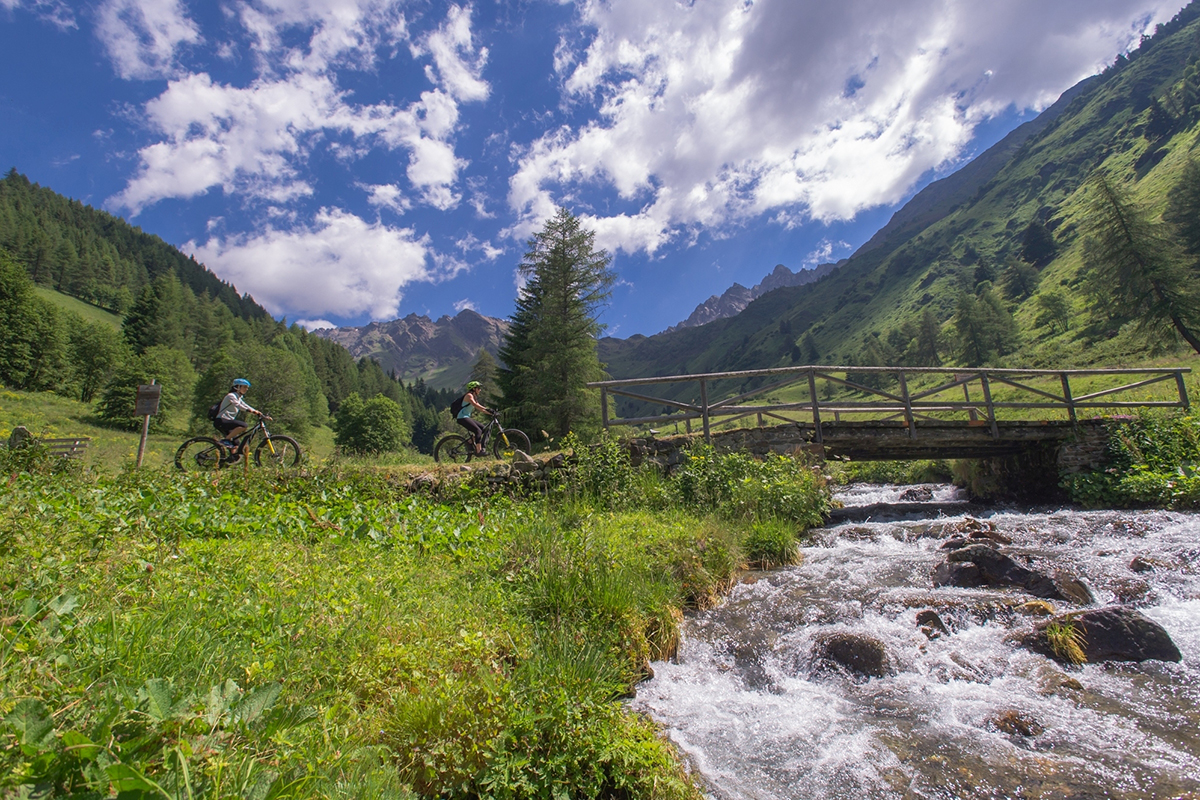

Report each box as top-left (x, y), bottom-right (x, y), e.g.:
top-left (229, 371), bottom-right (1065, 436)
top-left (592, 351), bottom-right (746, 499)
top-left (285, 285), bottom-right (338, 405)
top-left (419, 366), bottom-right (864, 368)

top-left (1056, 418), bottom-right (1123, 473)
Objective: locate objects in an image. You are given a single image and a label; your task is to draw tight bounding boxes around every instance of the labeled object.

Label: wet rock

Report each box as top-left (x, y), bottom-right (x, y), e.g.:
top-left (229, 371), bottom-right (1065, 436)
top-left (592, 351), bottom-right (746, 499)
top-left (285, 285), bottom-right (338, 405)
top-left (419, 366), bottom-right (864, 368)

top-left (943, 545), bottom-right (1066, 600)
top-left (899, 486), bottom-right (934, 502)
top-left (1016, 600), bottom-right (1056, 617)
top-left (939, 536), bottom-right (983, 552)
top-left (1111, 578), bottom-right (1154, 606)
top-left (916, 609), bottom-right (949, 639)
top-left (1033, 665), bottom-right (1084, 696)
top-left (969, 527), bottom-right (1013, 546)
top-left (932, 560), bottom-right (984, 588)
top-left (812, 632), bottom-right (895, 678)
top-left (988, 709), bottom-right (1044, 737)
top-left (1053, 573), bottom-right (1100, 605)
top-left (1128, 554), bottom-right (1170, 573)
top-left (1022, 607), bottom-right (1182, 664)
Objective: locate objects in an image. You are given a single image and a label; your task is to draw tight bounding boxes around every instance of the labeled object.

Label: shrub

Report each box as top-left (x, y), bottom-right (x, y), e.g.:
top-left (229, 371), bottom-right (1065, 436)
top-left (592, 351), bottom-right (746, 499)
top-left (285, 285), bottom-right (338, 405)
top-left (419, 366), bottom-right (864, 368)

top-left (1063, 412), bottom-right (1200, 508)
top-left (334, 392), bottom-right (411, 454)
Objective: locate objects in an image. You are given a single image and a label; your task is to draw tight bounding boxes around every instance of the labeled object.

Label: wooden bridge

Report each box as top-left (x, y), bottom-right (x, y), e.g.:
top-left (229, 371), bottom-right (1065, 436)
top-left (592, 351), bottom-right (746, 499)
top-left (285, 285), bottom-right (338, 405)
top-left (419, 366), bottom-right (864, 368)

top-left (588, 366), bottom-right (1192, 461)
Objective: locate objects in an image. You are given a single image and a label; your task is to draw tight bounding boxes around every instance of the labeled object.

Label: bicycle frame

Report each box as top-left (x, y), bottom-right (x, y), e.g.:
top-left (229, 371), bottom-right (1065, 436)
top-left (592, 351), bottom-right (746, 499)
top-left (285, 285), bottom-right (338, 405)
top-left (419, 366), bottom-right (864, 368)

top-left (226, 417), bottom-right (278, 456)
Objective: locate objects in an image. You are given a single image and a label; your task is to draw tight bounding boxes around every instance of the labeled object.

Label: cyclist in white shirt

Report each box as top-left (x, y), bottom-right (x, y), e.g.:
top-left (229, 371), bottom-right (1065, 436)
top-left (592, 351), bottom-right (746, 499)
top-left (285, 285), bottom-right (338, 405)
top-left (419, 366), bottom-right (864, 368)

top-left (214, 378), bottom-right (269, 451)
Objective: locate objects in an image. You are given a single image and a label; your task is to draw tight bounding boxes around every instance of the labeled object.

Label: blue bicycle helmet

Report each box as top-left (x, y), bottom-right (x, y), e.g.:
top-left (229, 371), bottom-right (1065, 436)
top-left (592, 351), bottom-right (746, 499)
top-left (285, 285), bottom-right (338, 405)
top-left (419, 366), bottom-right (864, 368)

top-left (232, 378), bottom-right (251, 388)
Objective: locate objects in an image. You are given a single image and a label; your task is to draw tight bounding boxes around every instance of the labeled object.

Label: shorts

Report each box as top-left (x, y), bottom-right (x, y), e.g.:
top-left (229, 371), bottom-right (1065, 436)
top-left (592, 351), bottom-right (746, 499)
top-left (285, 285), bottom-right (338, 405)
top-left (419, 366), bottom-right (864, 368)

top-left (214, 418), bottom-right (244, 436)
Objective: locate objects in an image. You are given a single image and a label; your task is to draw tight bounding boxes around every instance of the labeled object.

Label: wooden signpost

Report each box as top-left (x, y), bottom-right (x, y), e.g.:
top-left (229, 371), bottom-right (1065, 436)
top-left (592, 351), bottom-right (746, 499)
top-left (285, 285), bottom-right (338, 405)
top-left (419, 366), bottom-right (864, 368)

top-left (135, 381), bottom-right (161, 467)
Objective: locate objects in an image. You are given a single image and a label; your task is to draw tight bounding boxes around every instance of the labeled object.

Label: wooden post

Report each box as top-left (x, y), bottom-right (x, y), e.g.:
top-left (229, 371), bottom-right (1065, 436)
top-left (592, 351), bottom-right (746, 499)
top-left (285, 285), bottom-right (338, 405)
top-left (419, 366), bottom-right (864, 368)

top-left (699, 379), bottom-right (711, 444)
top-left (600, 388), bottom-right (609, 432)
top-left (1060, 372), bottom-right (1077, 428)
top-left (980, 372), bottom-right (999, 440)
top-left (898, 370), bottom-right (917, 438)
top-left (957, 373), bottom-right (978, 421)
top-left (134, 379), bottom-right (159, 468)
top-left (807, 368), bottom-right (823, 444)
top-left (1177, 371), bottom-right (1191, 410)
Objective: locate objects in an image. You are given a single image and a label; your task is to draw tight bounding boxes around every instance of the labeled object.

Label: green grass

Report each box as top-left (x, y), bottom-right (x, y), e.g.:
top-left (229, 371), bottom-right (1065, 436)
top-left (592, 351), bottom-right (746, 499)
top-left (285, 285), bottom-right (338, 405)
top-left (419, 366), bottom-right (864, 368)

top-left (33, 286), bottom-right (123, 329)
top-left (0, 389), bottom-right (182, 469)
top-left (0, 445), bottom-right (832, 798)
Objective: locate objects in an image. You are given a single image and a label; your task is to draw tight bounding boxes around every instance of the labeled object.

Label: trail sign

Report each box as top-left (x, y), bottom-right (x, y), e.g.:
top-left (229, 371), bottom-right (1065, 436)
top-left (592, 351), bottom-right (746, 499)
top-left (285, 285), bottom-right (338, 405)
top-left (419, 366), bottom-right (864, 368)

top-left (135, 384), bottom-right (162, 416)
top-left (135, 381), bottom-right (160, 467)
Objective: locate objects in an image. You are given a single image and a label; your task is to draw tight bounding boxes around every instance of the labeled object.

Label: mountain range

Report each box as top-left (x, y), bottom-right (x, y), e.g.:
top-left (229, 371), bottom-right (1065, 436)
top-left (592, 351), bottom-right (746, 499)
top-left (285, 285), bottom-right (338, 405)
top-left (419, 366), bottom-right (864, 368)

top-left (311, 310), bottom-right (508, 389)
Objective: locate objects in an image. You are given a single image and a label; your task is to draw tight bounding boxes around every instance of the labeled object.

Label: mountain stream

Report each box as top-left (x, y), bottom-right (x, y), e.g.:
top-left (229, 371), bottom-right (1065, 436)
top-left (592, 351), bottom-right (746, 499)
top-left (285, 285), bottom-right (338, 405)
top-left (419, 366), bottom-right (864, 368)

top-left (632, 484), bottom-right (1200, 799)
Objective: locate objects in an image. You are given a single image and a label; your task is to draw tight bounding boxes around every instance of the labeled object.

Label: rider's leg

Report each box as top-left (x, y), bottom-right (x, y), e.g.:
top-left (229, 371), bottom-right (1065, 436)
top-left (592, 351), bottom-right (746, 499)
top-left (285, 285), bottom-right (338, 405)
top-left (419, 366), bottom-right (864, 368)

top-left (215, 419), bottom-right (246, 449)
top-left (457, 418), bottom-right (484, 454)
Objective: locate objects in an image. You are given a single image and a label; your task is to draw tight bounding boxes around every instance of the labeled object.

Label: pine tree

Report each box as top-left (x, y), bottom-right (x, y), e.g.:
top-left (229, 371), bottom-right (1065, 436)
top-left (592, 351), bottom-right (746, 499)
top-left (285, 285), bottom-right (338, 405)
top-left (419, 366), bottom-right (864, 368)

top-left (913, 307), bottom-right (942, 366)
top-left (497, 208), bottom-right (615, 438)
top-left (1083, 175), bottom-right (1200, 353)
top-left (468, 349), bottom-right (501, 407)
top-left (1164, 158), bottom-right (1200, 257)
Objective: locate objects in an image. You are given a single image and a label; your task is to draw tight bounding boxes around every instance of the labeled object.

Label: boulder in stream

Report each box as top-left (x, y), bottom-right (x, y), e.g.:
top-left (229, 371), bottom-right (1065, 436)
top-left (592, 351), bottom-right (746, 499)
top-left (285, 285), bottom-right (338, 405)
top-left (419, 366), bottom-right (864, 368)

top-left (932, 560), bottom-right (985, 588)
top-left (916, 609), bottom-right (949, 639)
top-left (899, 486), bottom-right (934, 502)
top-left (938, 544), bottom-right (1067, 600)
top-left (811, 632), bottom-right (895, 678)
top-left (1021, 607), bottom-right (1182, 664)
top-left (988, 709), bottom-right (1044, 737)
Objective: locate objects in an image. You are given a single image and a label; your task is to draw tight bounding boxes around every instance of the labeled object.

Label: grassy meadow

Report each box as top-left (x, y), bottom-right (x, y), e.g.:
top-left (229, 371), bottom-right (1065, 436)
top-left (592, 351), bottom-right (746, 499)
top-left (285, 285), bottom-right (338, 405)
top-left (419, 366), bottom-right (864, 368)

top-left (0, 434), bottom-right (831, 799)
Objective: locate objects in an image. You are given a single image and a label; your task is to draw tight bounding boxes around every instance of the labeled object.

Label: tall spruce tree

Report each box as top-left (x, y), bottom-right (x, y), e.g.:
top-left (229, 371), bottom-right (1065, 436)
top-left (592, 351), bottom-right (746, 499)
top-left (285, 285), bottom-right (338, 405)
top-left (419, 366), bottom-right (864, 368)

top-left (1083, 175), bottom-right (1200, 353)
top-left (497, 208), bottom-right (615, 439)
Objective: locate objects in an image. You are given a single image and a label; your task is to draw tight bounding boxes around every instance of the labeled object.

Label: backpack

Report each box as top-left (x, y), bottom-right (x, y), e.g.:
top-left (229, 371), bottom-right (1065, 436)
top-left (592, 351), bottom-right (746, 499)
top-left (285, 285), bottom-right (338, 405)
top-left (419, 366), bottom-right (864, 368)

top-left (207, 401), bottom-right (222, 421)
top-left (449, 395), bottom-right (465, 416)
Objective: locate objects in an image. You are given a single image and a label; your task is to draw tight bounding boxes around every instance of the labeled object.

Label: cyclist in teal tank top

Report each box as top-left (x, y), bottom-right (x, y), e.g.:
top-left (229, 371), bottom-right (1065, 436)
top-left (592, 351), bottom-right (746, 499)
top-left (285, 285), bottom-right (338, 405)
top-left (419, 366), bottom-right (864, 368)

top-left (455, 381), bottom-right (493, 456)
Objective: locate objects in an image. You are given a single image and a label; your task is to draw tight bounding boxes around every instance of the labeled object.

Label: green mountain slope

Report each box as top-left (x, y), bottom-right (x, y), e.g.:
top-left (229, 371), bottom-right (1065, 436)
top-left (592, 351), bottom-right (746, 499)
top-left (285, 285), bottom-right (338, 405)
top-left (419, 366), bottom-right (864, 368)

top-left (599, 2), bottom-right (1200, 400)
top-left (0, 169), bottom-right (266, 320)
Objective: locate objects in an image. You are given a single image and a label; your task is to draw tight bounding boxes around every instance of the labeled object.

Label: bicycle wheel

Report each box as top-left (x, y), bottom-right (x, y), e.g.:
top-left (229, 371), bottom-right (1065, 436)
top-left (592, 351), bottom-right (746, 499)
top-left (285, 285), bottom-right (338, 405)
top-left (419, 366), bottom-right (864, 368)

top-left (434, 434), bottom-right (474, 463)
top-left (175, 437), bottom-right (224, 471)
top-left (255, 435), bottom-right (303, 468)
top-left (493, 428), bottom-right (532, 460)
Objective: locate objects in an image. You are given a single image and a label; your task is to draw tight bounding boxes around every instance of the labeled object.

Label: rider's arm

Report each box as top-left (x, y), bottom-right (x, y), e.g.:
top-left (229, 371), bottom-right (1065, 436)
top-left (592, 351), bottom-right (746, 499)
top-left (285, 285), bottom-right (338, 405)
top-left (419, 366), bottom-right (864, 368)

top-left (229, 394), bottom-right (261, 416)
top-left (466, 393), bottom-right (491, 414)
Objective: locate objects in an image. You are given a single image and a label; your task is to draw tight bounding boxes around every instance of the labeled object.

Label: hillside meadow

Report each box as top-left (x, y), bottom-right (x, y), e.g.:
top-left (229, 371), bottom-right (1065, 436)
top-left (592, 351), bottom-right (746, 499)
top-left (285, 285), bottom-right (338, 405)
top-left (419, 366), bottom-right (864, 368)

top-left (0, 435), bottom-right (831, 799)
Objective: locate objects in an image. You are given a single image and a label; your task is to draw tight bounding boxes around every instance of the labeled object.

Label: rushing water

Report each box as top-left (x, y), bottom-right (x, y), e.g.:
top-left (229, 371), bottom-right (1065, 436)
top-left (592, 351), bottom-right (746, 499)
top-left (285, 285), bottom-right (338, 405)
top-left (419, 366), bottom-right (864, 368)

top-left (633, 485), bottom-right (1200, 800)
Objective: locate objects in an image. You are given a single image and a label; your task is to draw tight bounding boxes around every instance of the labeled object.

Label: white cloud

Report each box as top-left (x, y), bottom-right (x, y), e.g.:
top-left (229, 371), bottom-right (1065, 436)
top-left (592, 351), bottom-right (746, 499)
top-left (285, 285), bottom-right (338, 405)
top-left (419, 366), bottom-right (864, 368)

top-left (95, 0), bottom-right (201, 79)
top-left (362, 182), bottom-right (411, 213)
top-left (456, 233), bottom-right (504, 261)
top-left (452, 298), bottom-right (477, 313)
top-left (416, 4), bottom-right (490, 102)
top-left (111, 73), bottom-right (469, 213)
top-left (508, 0), bottom-right (1174, 253)
top-left (297, 318), bottom-right (336, 330)
top-left (1, 0), bottom-right (76, 29)
top-left (188, 208), bottom-right (431, 320)
top-left (804, 238), bottom-right (850, 266)
top-left (110, 3), bottom-right (485, 214)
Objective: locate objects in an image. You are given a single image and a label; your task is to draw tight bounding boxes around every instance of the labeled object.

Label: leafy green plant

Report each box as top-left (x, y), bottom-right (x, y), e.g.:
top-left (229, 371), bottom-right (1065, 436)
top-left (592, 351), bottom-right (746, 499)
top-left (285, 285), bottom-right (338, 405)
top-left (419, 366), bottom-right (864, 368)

top-left (1063, 412), bottom-right (1200, 508)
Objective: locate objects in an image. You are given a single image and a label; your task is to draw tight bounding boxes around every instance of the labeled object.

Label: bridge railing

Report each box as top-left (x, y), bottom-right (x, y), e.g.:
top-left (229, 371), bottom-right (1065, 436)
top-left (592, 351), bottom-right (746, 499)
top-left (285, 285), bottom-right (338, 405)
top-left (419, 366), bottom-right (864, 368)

top-left (587, 366), bottom-right (1192, 444)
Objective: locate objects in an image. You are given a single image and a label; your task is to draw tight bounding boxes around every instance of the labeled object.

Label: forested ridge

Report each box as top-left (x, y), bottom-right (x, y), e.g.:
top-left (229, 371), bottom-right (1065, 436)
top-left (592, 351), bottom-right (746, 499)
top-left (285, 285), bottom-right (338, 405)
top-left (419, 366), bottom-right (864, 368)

top-left (0, 169), bottom-right (263, 319)
top-left (0, 170), bottom-right (455, 454)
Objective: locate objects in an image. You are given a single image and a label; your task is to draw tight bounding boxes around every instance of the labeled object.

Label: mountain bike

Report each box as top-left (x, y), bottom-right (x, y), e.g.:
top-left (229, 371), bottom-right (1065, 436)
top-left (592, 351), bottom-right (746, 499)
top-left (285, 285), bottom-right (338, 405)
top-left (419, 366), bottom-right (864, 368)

top-left (434, 411), bottom-right (531, 463)
top-left (175, 413), bottom-right (302, 471)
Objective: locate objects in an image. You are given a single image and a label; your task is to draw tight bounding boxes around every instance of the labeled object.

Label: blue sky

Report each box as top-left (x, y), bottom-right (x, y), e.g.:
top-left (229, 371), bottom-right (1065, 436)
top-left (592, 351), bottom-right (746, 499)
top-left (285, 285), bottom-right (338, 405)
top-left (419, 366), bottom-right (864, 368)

top-left (0, 0), bottom-right (1183, 336)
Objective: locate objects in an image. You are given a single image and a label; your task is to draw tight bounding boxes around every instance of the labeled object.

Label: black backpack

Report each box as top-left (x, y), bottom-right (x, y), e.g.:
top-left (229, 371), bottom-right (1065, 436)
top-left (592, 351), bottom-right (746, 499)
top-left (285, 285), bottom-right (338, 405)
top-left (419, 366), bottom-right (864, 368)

top-left (207, 401), bottom-right (222, 421)
top-left (449, 394), bottom-right (466, 416)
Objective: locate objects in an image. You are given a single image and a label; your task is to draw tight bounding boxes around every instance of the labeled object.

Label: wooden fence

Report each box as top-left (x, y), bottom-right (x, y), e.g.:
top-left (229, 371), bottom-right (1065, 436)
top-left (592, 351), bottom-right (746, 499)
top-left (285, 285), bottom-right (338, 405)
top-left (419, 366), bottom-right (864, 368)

top-left (588, 366), bottom-right (1192, 444)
